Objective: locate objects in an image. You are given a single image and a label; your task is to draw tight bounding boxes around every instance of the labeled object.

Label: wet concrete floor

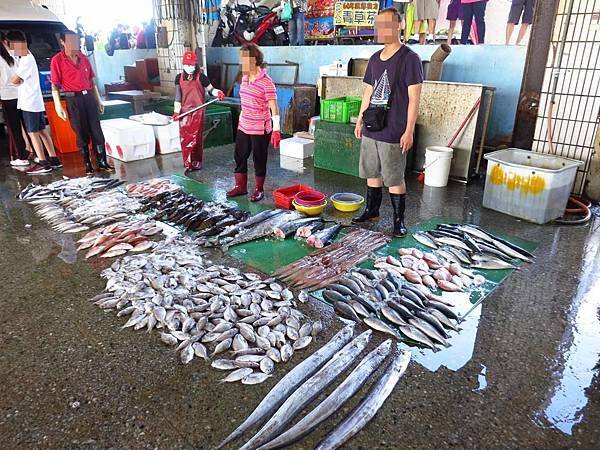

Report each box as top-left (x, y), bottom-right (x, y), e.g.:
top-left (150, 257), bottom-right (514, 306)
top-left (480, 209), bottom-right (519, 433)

top-left (0, 143), bottom-right (599, 449)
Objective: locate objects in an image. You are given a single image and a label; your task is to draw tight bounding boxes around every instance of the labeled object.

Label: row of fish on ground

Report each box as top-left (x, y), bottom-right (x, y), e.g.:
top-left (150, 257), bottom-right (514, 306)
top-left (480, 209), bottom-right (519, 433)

top-left (18, 178), bottom-right (326, 383)
top-left (91, 235), bottom-right (322, 384)
top-left (274, 228), bottom-right (391, 291)
top-left (317, 222), bottom-right (534, 350)
top-left (218, 325), bottom-right (411, 450)
top-left (137, 188), bottom-right (350, 251)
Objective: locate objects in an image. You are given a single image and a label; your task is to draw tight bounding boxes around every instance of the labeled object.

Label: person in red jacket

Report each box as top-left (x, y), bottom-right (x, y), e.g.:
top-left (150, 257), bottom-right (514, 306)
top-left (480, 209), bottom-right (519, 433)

top-left (173, 51), bottom-right (224, 173)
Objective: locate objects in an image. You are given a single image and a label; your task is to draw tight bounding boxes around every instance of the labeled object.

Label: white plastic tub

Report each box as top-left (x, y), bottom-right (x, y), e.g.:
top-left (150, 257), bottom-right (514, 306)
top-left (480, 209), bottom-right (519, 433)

top-left (101, 118), bottom-right (156, 162)
top-left (483, 149), bottom-right (584, 224)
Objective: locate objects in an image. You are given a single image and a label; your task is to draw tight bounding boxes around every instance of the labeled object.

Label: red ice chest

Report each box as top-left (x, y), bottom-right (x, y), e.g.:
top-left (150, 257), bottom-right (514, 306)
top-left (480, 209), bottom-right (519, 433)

top-left (273, 184), bottom-right (319, 210)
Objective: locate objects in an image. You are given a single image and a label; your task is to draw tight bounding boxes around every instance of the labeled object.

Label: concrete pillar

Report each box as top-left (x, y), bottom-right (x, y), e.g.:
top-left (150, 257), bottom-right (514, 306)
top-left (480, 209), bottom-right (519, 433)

top-left (152, 0), bottom-right (212, 96)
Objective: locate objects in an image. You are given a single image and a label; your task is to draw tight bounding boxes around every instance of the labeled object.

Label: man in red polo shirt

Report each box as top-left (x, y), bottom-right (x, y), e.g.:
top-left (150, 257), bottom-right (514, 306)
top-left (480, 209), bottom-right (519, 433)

top-left (50, 30), bottom-right (113, 174)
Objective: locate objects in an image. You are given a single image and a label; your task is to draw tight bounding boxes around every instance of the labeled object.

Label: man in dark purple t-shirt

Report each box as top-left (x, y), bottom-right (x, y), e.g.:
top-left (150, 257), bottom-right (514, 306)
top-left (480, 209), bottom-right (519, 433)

top-left (353, 7), bottom-right (423, 237)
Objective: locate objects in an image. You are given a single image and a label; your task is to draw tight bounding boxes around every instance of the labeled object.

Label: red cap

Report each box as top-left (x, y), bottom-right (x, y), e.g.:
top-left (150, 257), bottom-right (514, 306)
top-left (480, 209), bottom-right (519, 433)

top-left (183, 51), bottom-right (197, 65)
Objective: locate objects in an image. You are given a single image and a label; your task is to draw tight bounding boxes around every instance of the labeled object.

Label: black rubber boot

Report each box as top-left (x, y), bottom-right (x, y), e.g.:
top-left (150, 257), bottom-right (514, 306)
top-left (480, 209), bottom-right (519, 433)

top-left (95, 144), bottom-right (114, 172)
top-left (80, 147), bottom-right (94, 175)
top-left (390, 193), bottom-right (407, 237)
top-left (352, 186), bottom-right (383, 223)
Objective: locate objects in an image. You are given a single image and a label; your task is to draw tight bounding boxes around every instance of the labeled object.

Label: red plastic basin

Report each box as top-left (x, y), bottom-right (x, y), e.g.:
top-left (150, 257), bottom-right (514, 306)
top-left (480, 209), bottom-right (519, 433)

top-left (294, 190), bottom-right (326, 206)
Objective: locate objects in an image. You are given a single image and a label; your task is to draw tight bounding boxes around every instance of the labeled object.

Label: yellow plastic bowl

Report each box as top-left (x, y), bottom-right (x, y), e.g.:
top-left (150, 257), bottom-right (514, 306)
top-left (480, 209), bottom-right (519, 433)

top-left (292, 199), bottom-right (327, 216)
top-left (331, 197), bottom-right (364, 212)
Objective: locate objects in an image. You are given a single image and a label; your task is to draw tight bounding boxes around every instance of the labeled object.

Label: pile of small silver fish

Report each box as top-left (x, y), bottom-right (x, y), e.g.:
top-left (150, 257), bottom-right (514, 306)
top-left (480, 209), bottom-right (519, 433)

top-left (322, 267), bottom-right (459, 350)
top-left (92, 236), bottom-right (321, 384)
top-left (77, 217), bottom-right (161, 259)
top-left (17, 177), bottom-right (124, 204)
top-left (274, 228), bottom-right (390, 291)
top-left (413, 223), bottom-right (534, 270)
top-left (33, 189), bottom-right (142, 234)
top-left (218, 325), bottom-right (411, 450)
top-left (125, 178), bottom-right (181, 198)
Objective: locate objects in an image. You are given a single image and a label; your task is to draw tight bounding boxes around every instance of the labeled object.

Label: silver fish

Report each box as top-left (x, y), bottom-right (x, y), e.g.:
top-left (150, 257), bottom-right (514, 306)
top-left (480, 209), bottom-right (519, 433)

top-left (221, 368), bottom-right (254, 383)
top-left (216, 325), bottom-right (355, 449)
top-left (260, 358), bottom-right (275, 375)
top-left (315, 347), bottom-right (411, 450)
top-left (180, 345), bottom-right (194, 364)
top-left (241, 372), bottom-right (272, 385)
top-left (239, 331), bottom-right (372, 450)
top-left (212, 359), bottom-right (238, 370)
top-left (363, 317), bottom-right (400, 339)
top-left (212, 338), bottom-right (233, 356)
top-left (259, 340), bottom-right (392, 450)
top-left (292, 336), bottom-right (312, 350)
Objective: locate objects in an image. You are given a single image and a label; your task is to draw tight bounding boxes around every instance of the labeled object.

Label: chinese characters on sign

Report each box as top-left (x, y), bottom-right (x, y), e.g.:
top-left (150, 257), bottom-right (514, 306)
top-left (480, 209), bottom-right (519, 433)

top-left (334, 1), bottom-right (378, 27)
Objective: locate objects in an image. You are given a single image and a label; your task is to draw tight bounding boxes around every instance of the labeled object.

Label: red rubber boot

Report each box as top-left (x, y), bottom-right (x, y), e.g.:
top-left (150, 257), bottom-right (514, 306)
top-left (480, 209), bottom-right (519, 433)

top-left (250, 176), bottom-right (265, 202)
top-left (226, 173), bottom-right (248, 197)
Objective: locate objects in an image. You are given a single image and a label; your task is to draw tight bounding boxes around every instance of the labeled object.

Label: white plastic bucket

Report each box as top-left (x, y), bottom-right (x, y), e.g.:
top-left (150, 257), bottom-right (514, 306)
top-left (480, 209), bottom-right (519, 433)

top-left (424, 146), bottom-right (454, 187)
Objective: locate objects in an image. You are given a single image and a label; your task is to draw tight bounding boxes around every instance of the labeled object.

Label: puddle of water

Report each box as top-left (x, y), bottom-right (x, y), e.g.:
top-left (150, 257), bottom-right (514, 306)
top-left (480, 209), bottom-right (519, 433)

top-left (399, 290), bottom-right (484, 372)
top-left (475, 364), bottom-right (488, 392)
top-left (538, 222), bottom-right (600, 435)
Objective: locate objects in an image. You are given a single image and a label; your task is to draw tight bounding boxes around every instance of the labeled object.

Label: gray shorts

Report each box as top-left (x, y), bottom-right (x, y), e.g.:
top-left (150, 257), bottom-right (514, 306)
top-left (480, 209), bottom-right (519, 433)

top-left (414, 0), bottom-right (440, 21)
top-left (509, 0), bottom-right (535, 24)
top-left (359, 136), bottom-right (406, 187)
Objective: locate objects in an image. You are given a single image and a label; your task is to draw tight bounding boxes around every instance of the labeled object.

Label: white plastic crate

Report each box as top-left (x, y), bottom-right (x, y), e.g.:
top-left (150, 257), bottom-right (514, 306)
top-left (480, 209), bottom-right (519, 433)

top-left (100, 118), bottom-right (155, 162)
top-left (483, 149), bottom-right (584, 224)
top-left (280, 137), bottom-right (314, 159)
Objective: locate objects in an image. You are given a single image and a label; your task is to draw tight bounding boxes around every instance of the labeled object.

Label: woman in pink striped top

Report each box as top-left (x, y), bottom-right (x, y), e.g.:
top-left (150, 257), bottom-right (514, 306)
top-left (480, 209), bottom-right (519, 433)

top-left (227, 44), bottom-right (280, 202)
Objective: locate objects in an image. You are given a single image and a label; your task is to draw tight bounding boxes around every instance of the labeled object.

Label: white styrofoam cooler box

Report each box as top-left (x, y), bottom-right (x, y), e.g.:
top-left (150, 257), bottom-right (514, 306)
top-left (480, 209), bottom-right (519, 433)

top-left (280, 137), bottom-right (314, 159)
top-left (154, 121), bottom-right (181, 154)
top-left (100, 118), bottom-right (155, 162)
top-left (129, 113), bottom-right (181, 154)
top-left (483, 149), bottom-right (584, 224)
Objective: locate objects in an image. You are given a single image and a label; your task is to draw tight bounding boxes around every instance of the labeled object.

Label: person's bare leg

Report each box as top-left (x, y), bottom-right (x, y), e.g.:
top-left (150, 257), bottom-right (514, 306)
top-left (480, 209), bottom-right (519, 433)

top-left (39, 129), bottom-right (57, 157)
top-left (419, 32), bottom-right (426, 44)
top-left (22, 125), bottom-right (33, 156)
top-left (516, 23), bottom-right (530, 45)
top-left (28, 132), bottom-right (46, 161)
top-left (389, 182), bottom-right (407, 195)
top-left (428, 19), bottom-right (436, 41)
top-left (413, 19), bottom-right (422, 42)
top-left (447, 20), bottom-right (456, 45)
top-left (367, 178), bottom-right (383, 188)
top-left (506, 22), bottom-right (515, 44)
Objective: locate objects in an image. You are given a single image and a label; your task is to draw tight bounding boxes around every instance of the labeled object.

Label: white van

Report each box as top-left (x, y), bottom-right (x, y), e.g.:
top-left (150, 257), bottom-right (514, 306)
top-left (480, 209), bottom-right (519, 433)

top-left (0, 0), bottom-right (67, 126)
top-left (1, 0), bottom-right (67, 71)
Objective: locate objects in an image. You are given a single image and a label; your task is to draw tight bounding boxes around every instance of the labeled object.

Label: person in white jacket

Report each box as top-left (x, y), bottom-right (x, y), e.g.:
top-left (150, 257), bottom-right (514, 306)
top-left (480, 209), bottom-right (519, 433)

top-left (0, 33), bottom-right (29, 167)
top-left (8, 30), bottom-right (60, 175)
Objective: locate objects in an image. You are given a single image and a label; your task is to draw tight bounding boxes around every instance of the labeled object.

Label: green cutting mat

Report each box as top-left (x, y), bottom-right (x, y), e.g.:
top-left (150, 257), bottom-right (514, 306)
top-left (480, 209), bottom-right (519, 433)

top-left (368, 217), bottom-right (537, 304)
top-left (170, 174), bottom-right (347, 274)
top-left (168, 175), bottom-right (537, 304)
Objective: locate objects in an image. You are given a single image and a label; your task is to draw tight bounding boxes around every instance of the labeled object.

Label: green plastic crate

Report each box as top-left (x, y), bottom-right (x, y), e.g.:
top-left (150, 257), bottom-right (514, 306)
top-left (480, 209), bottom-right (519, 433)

top-left (314, 121), bottom-right (361, 177)
top-left (100, 100), bottom-right (134, 120)
top-left (320, 96), bottom-right (361, 123)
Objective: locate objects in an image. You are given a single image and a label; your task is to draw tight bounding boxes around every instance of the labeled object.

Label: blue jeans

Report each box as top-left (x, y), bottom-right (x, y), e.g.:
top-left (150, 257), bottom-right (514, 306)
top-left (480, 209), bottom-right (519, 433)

top-left (289, 10), bottom-right (305, 46)
top-left (461, 1), bottom-right (487, 44)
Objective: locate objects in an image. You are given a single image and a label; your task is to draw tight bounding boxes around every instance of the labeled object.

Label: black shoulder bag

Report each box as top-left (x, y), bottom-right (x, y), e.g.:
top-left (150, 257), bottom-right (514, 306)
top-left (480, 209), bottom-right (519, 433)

top-left (362, 46), bottom-right (409, 132)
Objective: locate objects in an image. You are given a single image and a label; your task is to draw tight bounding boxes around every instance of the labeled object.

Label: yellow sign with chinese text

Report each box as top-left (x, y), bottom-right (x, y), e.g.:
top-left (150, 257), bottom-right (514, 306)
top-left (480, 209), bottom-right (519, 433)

top-left (334, 1), bottom-right (379, 27)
